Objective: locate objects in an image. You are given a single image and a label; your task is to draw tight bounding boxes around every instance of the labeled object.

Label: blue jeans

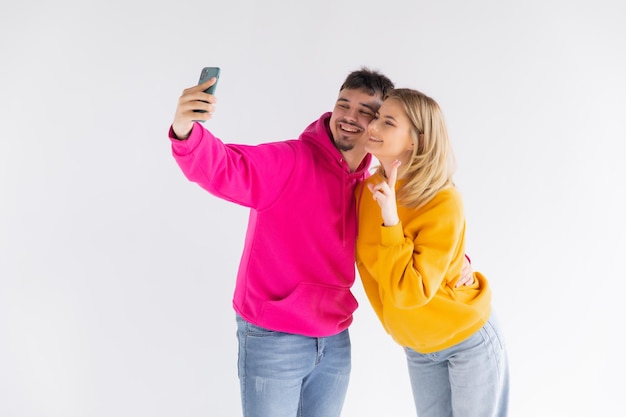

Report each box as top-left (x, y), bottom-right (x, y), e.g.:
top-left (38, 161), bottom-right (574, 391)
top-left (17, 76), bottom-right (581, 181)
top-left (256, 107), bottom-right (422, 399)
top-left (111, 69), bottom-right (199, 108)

top-left (235, 315), bottom-right (351, 417)
top-left (404, 314), bottom-right (510, 417)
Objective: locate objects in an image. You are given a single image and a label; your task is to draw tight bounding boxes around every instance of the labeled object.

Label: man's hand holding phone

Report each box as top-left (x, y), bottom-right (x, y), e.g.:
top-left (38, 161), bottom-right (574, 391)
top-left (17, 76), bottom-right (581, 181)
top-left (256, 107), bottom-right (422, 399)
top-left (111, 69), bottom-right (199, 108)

top-left (171, 67), bottom-right (220, 140)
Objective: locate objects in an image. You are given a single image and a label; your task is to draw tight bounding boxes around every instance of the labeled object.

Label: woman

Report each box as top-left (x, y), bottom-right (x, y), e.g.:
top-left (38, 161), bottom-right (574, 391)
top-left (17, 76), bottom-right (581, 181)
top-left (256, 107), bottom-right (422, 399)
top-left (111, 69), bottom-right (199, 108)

top-left (355, 88), bottom-right (509, 417)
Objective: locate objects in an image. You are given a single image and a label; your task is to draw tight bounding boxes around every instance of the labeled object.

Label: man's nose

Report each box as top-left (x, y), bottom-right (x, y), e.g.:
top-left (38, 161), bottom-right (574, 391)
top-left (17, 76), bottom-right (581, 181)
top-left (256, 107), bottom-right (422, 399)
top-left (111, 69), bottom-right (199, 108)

top-left (345, 108), bottom-right (358, 121)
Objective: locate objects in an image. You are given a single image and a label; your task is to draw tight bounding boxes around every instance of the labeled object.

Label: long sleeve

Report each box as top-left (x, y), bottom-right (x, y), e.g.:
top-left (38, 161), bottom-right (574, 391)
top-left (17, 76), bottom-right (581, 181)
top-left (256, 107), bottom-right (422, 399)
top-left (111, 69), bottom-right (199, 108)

top-left (376, 193), bottom-right (465, 308)
top-left (356, 185), bottom-right (492, 353)
top-left (170, 123), bottom-right (296, 209)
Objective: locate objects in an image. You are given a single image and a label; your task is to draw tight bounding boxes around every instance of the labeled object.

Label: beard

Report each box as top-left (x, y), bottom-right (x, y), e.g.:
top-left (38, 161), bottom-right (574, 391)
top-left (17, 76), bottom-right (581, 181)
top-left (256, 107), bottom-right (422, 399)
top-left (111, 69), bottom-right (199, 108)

top-left (334, 136), bottom-right (356, 152)
top-left (332, 120), bottom-right (364, 152)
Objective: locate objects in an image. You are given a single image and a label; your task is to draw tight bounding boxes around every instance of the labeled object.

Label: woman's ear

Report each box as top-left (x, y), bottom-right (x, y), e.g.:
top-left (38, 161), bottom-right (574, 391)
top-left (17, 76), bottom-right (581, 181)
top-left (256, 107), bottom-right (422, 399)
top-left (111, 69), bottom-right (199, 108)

top-left (407, 133), bottom-right (421, 151)
top-left (414, 133), bottom-right (425, 151)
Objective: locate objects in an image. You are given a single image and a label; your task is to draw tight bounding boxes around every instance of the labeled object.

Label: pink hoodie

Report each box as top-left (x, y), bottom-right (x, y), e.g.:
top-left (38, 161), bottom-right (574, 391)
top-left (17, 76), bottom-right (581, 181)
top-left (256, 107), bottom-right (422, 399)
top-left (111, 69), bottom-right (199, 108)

top-left (170, 113), bottom-right (372, 337)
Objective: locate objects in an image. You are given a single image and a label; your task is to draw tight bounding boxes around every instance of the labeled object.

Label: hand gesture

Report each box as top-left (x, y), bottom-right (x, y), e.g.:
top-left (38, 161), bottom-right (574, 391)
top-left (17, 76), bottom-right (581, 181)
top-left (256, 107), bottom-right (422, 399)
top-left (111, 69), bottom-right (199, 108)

top-left (368, 160), bottom-right (401, 226)
top-left (172, 77), bottom-right (218, 139)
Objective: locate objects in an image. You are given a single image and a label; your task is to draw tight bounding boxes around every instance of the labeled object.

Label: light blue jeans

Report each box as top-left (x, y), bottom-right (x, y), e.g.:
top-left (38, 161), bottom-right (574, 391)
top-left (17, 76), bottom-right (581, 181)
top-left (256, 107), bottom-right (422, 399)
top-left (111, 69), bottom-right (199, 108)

top-left (404, 314), bottom-right (509, 417)
top-left (235, 315), bottom-right (351, 417)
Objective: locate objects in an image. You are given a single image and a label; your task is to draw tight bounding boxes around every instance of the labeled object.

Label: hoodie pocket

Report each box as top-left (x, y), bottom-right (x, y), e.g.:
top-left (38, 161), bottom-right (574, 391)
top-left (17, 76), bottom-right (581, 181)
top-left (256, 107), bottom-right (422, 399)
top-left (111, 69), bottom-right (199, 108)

top-left (259, 282), bottom-right (358, 337)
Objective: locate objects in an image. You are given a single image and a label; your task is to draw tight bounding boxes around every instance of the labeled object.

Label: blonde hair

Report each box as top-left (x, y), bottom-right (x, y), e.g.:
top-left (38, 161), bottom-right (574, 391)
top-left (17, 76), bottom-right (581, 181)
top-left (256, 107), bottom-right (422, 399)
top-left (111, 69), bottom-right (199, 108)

top-left (376, 88), bottom-right (457, 209)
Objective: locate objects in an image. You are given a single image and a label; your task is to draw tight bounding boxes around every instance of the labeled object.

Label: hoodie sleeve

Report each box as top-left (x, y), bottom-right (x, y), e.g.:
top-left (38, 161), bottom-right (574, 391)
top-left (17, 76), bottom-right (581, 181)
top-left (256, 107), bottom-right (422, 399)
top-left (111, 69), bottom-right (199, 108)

top-left (170, 122), bottom-right (296, 209)
top-left (374, 189), bottom-right (465, 309)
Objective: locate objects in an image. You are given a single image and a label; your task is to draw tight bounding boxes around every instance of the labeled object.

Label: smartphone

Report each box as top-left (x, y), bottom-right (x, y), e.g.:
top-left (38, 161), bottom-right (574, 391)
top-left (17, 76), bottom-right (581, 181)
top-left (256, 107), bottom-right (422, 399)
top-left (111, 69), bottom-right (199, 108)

top-left (198, 66), bottom-right (220, 95)
top-left (193, 67), bottom-right (220, 121)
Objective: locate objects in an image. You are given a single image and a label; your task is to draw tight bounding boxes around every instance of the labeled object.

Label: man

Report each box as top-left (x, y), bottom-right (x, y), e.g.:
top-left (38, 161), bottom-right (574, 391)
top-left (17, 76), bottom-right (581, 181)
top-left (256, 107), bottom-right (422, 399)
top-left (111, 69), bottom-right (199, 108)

top-left (169, 67), bottom-right (393, 417)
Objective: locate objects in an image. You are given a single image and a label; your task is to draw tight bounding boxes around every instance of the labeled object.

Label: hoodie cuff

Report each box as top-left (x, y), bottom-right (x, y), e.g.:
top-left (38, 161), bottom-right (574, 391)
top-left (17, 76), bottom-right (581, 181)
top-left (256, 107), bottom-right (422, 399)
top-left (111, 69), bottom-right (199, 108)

top-left (169, 122), bottom-right (204, 155)
top-left (380, 222), bottom-right (405, 247)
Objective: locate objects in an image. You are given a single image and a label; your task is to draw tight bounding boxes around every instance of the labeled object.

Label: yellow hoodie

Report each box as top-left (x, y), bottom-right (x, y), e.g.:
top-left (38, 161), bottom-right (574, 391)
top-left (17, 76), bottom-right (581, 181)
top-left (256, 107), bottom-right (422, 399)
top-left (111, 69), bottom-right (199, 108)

top-left (355, 177), bottom-right (492, 354)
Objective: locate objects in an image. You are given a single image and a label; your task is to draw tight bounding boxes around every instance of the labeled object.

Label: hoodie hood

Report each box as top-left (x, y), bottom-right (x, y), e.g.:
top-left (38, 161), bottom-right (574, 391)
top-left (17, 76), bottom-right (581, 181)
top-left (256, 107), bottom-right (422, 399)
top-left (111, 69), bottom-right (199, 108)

top-left (299, 112), bottom-right (372, 178)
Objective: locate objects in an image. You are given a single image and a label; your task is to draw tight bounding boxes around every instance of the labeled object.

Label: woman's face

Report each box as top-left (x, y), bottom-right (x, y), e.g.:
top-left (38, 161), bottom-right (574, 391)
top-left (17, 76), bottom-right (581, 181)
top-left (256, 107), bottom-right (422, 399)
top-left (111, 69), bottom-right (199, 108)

top-left (365, 99), bottom-right (414, 164)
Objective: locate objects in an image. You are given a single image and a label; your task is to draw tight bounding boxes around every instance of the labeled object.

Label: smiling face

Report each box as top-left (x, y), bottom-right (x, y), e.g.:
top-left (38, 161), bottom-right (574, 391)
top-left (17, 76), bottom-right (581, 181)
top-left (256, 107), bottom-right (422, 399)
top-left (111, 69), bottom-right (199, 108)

top-left (365, 98), bottom-right (415, 166)
top-left (329, 88), bottom-right (382, 155)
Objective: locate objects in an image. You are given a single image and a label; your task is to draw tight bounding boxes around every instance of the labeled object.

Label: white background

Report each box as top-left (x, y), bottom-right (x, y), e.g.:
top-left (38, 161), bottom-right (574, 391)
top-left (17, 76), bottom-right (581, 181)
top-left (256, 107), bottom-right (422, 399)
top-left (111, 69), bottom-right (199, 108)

top-left (2, 1), bottom-right (625, 416)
